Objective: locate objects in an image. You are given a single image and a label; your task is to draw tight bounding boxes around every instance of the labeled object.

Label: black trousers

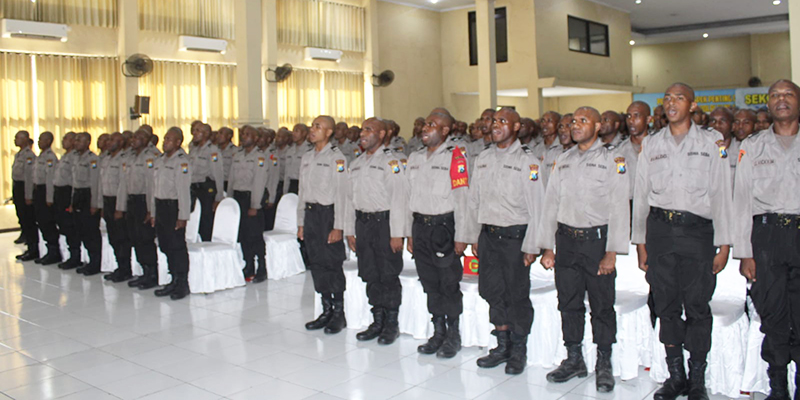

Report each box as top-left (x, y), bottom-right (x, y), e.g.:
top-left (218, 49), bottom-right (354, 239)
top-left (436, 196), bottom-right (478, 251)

top-left (234, 191), bottom-right (265, 276)
top-left (126, 195), bottom-right (157, 268)
top-left (155, 199), bottom-right (189, 275)
top-left (477, 225), bottom-right (533, 336)
top-left (13, 180), bottom-right (37, 249)
top-left (749, 215), bottom-right (800, 367)
top-left (265, 180), bottom-right (284, 231)
top-left (72, 188), bottom-right (101, 266)
top-left (356, 212), bottom-right (403, 310)
top-left (34, 184), bottom-right (58, 252)
top-left (54, 186), bottom-right (80, 260)
top-left (303, 203), bottom-right (346, 294)
top-left (103, 196), bottom-right (132, 271)
top-left (554, 224), bottom-right (616, 347)
top-left (412, 213), bottom-right (463, 317)
top-left (288, 179), bottom-right (299, 195)
top-left (190, 178), bottom-right (217, 241)
top-left (645, 209), bottom-right (716, 355)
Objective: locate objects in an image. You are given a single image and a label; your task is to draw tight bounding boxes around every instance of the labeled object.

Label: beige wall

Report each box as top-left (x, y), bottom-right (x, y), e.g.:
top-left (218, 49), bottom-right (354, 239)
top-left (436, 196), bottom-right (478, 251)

top-left (543, 93), bottom-right (632, 115)
top-left (377, 1), bottom-right (444, 133)
top-left (632, 32), bottom-right (790, 93)
top-left (441, 0), bottom-right (632, 121)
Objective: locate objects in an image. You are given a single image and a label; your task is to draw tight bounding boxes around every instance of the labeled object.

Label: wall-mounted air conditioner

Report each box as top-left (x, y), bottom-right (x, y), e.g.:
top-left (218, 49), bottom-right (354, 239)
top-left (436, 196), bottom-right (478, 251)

top-left (179, 35), bottom-right (227, 54)
top-left (305, 47), bottom-right (343, 62)
top-left (1, 19), bottom-right (68, 42)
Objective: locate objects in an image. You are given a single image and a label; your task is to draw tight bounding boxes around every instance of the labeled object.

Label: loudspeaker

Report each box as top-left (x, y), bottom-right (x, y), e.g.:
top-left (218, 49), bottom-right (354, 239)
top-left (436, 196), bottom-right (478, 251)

top-left (134, 95), bottom-right (150, 115)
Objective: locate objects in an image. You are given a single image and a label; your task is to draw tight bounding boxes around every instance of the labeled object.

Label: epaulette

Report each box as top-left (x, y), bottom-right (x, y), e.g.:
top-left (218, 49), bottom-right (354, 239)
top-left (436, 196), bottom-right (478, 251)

top-left (331, 145), bottom-right (338, 151)
top-left (445, 145), bottom-right (455, 152)
top-left (603, 143), bottom-right (616, 150)
top-left (383, 148), bottom-right (393, 154)
top-left (521, 144), bottom-right (532, 154)
top-left (484, 143), bottom-right (491, 150)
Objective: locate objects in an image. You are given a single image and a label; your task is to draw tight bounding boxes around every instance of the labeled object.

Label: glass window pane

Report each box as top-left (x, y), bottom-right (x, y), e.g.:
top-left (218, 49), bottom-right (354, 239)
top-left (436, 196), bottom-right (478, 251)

top-left (568, 17), bottom-right (588, 52)
top-left (589, 23), bottom-right (608, 55)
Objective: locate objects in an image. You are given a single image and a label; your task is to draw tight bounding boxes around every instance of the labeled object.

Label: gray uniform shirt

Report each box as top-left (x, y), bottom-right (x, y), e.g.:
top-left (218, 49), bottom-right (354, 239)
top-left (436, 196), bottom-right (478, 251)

top-left (537, 139), bottom-right (630, 254)
top-left (147, 142), bottom-right (162, 156)
top-left (33, 147), bottom-right (58, 203)
top-left (728, 138), bottom-right (742, 188)
top-left (98, 150), bottom-right (129, 207)
top-left (188, 141), bottom-right (224, 201)
top-left (732, 127), bottom-right (800, 258)
top-left (389, 136), bottom-right (409, 156)
top-left (53, 150), bottom-right (76, 188)
top-left (12, 147), bottom-right (36, 200)
top-left (532, 138), bottom-right (557, 162)
top-left (616, 138), bottom-right (643, 200)
top-left (219, 143), bottom-right (239, 183)
top-left (632, 123), bottom-right (733, 246)
top-left (72, 150), bottom-right (100, 207)
top-left (345, 146), bottom-right (409, 238)
top-left (229, 147), bottom-right (272, 209)
top-left (407, 136), bottom-right (424, 154)
top-left (276, 145), bottom-right (290, 181)
top-left (407, 144), bottom-right (474, 243)
top-left (296, 143), bottom-right (348, 230)
top-left (541, 143), bottom-right (567, 189)
top-left (149, 148), bottom-right (192, 221)
top-left (258, 145), bottom-right (281, 204)
top-left (467, 140), bottom-right (545, 254)
top-left (116, 148), bottom-right (160, 212)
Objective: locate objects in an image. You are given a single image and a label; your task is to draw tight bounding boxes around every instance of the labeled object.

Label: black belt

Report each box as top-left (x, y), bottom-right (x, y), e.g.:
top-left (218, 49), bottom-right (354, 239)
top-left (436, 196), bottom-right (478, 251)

top-left (481, 224), bottom-right (526, 239)
top-left (128, 194), bottom-right (146, 199)
top-left (649, 207), bottom-right (710, 225)
top-left (306, 202), bottom-right (333, 211)
top-left (356, 210), bottom-right (389, 221)
top-left (190, 178), bottom-right (215, 189)
top-left (155, 198), bottom-right (177, 204)
top-left (557, 223), bottom-right (607, 241)
top-left (73, 187), bottom-right (90, 192)
top-left (754, 213), bottom-right (800, 229)
top-left (34, 183), bottom-right (46, 188)
top-left (413, 212), bottom-right (454, 226)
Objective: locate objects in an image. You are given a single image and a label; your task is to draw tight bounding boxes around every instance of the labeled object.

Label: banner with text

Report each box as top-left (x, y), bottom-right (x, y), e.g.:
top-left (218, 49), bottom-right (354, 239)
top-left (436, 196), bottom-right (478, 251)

top-left (634, 87), bottom-right (769, 113)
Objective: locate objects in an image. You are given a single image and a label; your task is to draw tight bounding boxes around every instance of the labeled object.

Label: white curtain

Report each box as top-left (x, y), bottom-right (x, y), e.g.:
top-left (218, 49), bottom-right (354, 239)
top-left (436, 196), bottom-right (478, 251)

top-left (0, 53), bottom-right (34, 200)
top-left (139, 0), bottom-right (235, 40)
top-left (205, 63), bottom-right (238, 131)
top-left (0, 0), bottom-right (116, 27)
top-left (278, 69), bottom-right (322, 127)
top-left (324, 71), bottom-right (365, 126)
top-left (138, 61), bottom-right (203, 142)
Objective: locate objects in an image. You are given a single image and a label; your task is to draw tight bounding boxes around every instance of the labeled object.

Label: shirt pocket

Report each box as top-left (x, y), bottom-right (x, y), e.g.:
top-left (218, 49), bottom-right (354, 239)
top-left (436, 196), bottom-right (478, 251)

top-left (75, 165), bottom-right (89, 182)
top-left (649, 170), bottom-right (670, 194)
top-left (752, 162), bottom-right (778, 203)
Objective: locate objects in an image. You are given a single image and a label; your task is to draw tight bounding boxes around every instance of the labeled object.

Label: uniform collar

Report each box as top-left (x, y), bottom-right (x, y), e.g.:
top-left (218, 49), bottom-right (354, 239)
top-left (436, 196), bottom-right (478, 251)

top-left (496, 139), bottom-right (522, 154)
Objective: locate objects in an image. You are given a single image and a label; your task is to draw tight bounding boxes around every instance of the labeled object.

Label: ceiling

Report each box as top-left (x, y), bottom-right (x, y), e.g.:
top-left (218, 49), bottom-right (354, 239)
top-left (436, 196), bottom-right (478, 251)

top-left (457, 86), bottom-right (629, 98)
top-left (382, 0), bottom-right (790, 43)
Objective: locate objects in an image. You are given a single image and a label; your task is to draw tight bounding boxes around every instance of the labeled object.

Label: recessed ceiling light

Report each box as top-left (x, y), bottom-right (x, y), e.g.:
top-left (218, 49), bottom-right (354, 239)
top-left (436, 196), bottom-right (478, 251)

top-left (703, 33), bottom-right (709, 38)
top-left (629, 40), bottom-right (635, 45)
top-left (773, 0), bottom-right (782, 5)
top-left (635, 0), bottom-right (642, 4)
top-left (430, 0), bottom-right (438, 3)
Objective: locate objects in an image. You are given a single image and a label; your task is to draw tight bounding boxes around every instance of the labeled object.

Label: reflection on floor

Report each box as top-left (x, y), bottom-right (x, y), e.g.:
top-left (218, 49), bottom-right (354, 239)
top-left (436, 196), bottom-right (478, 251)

top-left (0, 231), bottom-right (750, 399)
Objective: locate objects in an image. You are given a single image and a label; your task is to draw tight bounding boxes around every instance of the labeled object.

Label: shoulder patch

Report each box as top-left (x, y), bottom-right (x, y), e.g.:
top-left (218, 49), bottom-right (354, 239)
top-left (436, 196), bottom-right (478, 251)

top-left (270, 154), bottom-right (278, 166)
top-left (47, 159), bottom-right (53, 168)
top-left (181, 163), bottom-right (189, 174)
top-left (258, 157), bottom-right (265, 167)
top-left (389, 160), bottom-right (401, 174)
top-left (615, 157), bottom-right (626, 174)
top-left (529, 164), bottom-right (539, 181)
top-left (400, 159), bottom-right (407, 170)
top-left (211, 153), bottom-right (219, 162)
top-left (90, 160), bottom-right (97, 169)
top-left (715, 140), bottom-right (728, 159)
top-left (146, 159), bottom-right (154, 168)
top-left (336, 159), bottom-right (345, 172)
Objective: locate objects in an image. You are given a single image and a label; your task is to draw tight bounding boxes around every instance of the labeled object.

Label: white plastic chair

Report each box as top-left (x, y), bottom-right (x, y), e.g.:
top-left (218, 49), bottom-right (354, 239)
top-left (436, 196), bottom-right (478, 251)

top-left (263, 193), bottom-right (305, 280)
top-left (186, 197), bottom-right (245, 293)
top-left (158, 199), bottom-right (201, 285)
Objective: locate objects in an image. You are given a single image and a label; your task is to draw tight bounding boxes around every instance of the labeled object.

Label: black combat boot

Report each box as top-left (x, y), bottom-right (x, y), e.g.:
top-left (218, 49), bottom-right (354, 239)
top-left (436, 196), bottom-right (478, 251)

top-left (418, 316), bottom-right (446, 355)
top-left (154, 276), bottom-right (179, 297)
top-left (437, 315), bottom-right (461, 359)
top-left (306, 296), bottom-right (333, 330)
top-left (476, 330), bottom-right (511, 368)
top-left (169, 273), bottom-right (190, 300)
top-left (356, 308), bottom-right (385, 341)
top-left (687, 360), bottom-right (708, 400)
top-left (595, 348), bottom-right (615, 392)
top-left (377, 310), bottom-right (400, 345)
top-left (653, 356), bottom-right (688, 400)
top-left (765, 366), bottom-right (789, 400)
top-left (324, 298), bottom-right (346, 334)
top-left (137, 265), bottom-right (159, 290)
top-left (505, 332), bottom-right (528, 375)
top-left (39, 250), bottom-right (62, 266)
top-left (546, 344), bottom-right (588, 383)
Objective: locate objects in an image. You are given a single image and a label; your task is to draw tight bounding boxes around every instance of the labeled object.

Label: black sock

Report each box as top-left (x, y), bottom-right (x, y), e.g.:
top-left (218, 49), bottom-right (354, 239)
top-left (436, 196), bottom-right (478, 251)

top-left (665, 345), bottom-right (683, 358)
top-left (689, 351), bottom-right (707, 364)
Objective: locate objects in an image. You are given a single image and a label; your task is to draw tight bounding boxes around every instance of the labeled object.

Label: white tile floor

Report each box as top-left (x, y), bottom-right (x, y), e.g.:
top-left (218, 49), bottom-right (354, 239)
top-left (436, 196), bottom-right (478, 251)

top-left (0, 232), bottom-right (755, 400)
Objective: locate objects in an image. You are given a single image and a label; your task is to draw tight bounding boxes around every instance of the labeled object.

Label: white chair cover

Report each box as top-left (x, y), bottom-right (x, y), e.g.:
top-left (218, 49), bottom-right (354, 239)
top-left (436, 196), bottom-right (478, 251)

top-left (649, 255), bottom-right (749, 398)
top-left (187, 198), bottom-right (245, 294)
top-left (264, 193), bottom-right (305, 280)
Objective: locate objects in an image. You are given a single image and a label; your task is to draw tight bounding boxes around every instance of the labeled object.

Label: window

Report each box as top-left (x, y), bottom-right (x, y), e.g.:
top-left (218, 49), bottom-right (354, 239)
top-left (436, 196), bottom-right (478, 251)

top-left (468, 7), bottom-right (508, 66)
top-left (567, 16), bottom-right (609, 57)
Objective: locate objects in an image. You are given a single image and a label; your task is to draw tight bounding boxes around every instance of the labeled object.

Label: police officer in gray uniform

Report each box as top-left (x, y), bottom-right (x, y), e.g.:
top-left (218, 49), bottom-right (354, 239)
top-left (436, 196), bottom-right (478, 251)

top-left (298, 116), bottom-right (349, 335)
top-left (532, 111), bottom-right (561, 162)
top-left (345, 117), bottom-right (409, 345)
top-left (149, 127), bottom-right (192, 300)
top-left (99, 133), bottom-right (134, 282)
top-left (286, 124), bottom-right (312, 194)
top-left (468, 107), bottom-right (544, 375)
top-left (188, 123), bottom-right (224, 241)
top-left (118, 130), bottom-right (161, 290)
top-left (216, 127), bottom-right (238, 193)
top-left (33, 131), bottom-right (61, 265)
top-left (539, 107), bottom-right (630, 392)
top-left (71, 132), bottom-right (102, 275)
top-left (633, 83), bottom-right (733, 400)
top-left (230, 126), bottom-right (276, 283)
top-left (12, 130), bottom-right (38, 261)
top-left (733, 79), bottom-right (800, 400)
top-left (407, 111), bottom-right (473, 358)
top-left (54, 132), bottom-right (82, 270)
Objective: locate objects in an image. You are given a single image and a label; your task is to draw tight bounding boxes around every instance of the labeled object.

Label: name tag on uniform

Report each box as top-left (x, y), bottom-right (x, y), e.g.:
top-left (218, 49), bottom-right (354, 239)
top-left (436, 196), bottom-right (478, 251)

top-left (258, 157), bottom-right (265, 167)
top-left (615, 157), bottom-right (626, 174)
top-left (389, 160), bottom-right (401, 174)
top-left (336, 160), bottom-right (345, 172)
top-left (181, 163), bottom-right (189, 174)
top-left (529, 164), bottom-right (539, 181)
top-left (90, 160), bottom-right (97, 169)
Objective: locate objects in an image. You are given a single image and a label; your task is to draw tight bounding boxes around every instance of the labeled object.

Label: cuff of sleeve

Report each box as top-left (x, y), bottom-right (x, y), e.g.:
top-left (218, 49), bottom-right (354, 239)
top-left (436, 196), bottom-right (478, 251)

top-left (521, 244), bottom-right (540, 255)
